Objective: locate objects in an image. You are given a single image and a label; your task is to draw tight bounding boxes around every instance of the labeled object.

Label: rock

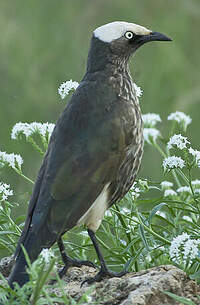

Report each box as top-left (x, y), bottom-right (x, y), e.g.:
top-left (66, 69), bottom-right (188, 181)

top-left (59, 265), bottom-right (200, 305)
top-left (0, 255), bottom-right (14, 277)
top-left (0, 256), bottom-right (199, 304)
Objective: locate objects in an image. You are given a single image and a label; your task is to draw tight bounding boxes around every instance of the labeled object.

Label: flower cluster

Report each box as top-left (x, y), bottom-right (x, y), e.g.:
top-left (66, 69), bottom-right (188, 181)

top-left (163, 129), bottom-right (200, 172)
top-left (58, 79), bottom-right (79, 99)
top-left (133, 83), bottom-right (143, 98)
top-left (177, 186), bottom-right (191, 194)
top-left (167, 111), bottom-right (192, 131)
top-left (189, 147), bottom-right (200, 167)
top-left (163, 156), bottom-right (185, 172)
top-left (11, 122), bottom-right (55, 141)
top-left (142, 112), bottom-right (161, 145)
top-left (130, 182), bottom-right (141, 200)
top-left (162, 182), bottom-right (177, 197)
top-left (143, 128), bottom-right (160, 145)
top-left (0, 151), bottom-right (23, 170)
top-left (160, 178), bottom-right (200, 199)
top-left (142, 113), bottom-right (161, 128)
top-left (0, 182), bottom-right (13, 201)
top-left (40, 248), bottom-right (54, 264)
top-left (160, 181), bottom-right (173, 190)
top-left (192, 179), bottom-right (200, 187)
top-left (169, 233), bottom-right (200, 266)
top-left (164, 189), bottom-right (177, 198)
top-left (167, 134), bottom-right (190, 150)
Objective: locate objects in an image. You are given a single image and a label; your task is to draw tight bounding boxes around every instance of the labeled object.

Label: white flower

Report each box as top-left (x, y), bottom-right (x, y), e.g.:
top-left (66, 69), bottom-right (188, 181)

top-left (191, 180), bottom-right (200, 195)
top-left (163, 156), bottom-right (185, 171)
top-left (0, 182), bottom-right (13, 201)
top-left (11, 122), bottom-right (55, 140)
top-left (40, 248), bottom-right (54, 264)
top-left (143, 128), bottom-right (160, 145)
top-left (11, 122), bottom-right (30, 139)
top-left (191, 180), bottom-right (200, 187)
top-left (182, 216), bottom-right (192, 222)
top-left (183, 238), bottom-right (200, 262)
top-left (58, 79), bottom-right (79, 99)
top-left (0, 151), bottom-right (23, 170)
top-left (121, 207), bottom-right (131, 214)
top-left (164, 189), bottom-right (177, 197)
top-left (177, 186), bottom-right (191, 194)
top-left (130, 182), bottom-right (141, 199)
top-left (194, 189), bottom-right (200, 195)
top-left (161, 181), bottom-right (173, 189)
top-left (167, 134), bottom-right (190, 150)
top-left (142, 113), bottom-right (161, 128)
top-left (156, 211), bottom-right (166, 218)
top-left (105, 210), bottom-right (112, 217)
top-left (189, 147), bottom-right (200, 167)
top-left (131, 215), bottom-right (139, 223)
top-left (133, 83), bottom-right (143, 98)
top-left (137, 179), bottom-right (148, 191)
top-left (167, 111), bottom-right (192, 131)
top-left (84, 295), bottom-right (93, 303)
top-left (29, 122), bottom-right (55, 138)
top-left (169, 233), bottom-right (200, 266)
top-left (120, 238), bottom-right (127, 246)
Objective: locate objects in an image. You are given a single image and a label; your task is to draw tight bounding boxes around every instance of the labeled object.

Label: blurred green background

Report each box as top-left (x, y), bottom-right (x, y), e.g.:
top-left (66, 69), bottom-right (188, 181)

top-left (0, 0), bottom-right (200, 214)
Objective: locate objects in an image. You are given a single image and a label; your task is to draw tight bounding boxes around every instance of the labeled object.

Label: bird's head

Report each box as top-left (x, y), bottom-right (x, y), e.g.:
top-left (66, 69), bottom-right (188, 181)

top-left (94, 21), bottom-right (172, 55)
top-left (87, 21), bottom-right (172, 72)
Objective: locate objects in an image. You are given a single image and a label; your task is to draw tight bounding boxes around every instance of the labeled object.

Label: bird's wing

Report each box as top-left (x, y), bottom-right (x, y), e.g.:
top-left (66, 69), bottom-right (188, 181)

top-left (14, 151), bottom-right (49, 257)
top-left (15, 78), bottom-right (127, 258)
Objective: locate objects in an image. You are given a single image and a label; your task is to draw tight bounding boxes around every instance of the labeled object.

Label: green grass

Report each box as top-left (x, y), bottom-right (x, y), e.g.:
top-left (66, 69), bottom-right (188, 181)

top-left (0, 104), bottom-right (200, 303)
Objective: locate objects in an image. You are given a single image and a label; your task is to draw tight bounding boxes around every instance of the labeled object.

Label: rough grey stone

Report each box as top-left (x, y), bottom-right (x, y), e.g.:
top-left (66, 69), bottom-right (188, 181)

top-left (0, 255), bottom-right (14, 277)
top-left (59, 265), bottom-right (200, 305)
top-left (0, 257), bottom-right (199, 304)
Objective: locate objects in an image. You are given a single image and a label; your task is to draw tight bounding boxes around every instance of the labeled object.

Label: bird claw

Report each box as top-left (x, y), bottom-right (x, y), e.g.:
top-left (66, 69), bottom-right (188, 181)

top-left (81, 268), bottom-right (128, 286)
top-left (59, 259), bottom-right (97, 278)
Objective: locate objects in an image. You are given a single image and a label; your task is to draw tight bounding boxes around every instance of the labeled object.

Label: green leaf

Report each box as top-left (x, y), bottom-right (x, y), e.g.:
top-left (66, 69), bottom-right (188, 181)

top-left (190, 270), bottom-right (200, 283)
top-left (148, 202), bottom-right (167, 223)
top-left (164, 291), bottom-right (196, 305)
top-left (139, 224), bottom-right (150, 251)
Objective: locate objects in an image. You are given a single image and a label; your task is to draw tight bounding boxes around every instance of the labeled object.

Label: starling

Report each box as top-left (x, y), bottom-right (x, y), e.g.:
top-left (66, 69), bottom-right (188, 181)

top-left (8, 21), bottom-right (171, 288)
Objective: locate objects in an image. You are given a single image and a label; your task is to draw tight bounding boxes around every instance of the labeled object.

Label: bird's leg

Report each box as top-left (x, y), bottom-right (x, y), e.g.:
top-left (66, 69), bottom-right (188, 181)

top-left (57, 237), bottom-right (96, 278)
top-left (82, 229), bottom-right (128, 285)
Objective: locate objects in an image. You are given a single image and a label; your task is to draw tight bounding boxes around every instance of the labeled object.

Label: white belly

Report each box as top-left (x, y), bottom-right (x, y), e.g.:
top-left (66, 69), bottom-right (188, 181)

top-left (77, 183), bottom-right (110, 232)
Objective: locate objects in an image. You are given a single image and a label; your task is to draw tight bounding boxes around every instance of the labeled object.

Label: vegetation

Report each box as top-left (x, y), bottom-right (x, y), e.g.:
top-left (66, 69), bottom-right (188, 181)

top-left (0, 0), bottom-right (200, 303)
top-left (0, 83), bottom-right (200, 303)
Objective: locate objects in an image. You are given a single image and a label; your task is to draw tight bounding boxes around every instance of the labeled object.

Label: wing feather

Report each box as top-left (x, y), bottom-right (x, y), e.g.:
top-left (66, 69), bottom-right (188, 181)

top-left (15, 78), bottom-right (126, 257)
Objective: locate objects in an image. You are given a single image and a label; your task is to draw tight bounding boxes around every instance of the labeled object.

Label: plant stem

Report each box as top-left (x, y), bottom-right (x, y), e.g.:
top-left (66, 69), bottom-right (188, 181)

top-left (136, 210), bottom-right (170, 245)
top-left (172, 170), bottom-right (182, 188)
top-left (188, 169), bottom-right (200, 214)
top-left (28, 137), bottom-right (45, 155)
top-left (14, 169), bottom-right (34, 184)
top-left (154, 143), bottom-right (167, 158)
top-left (177, 168), bottom-right (189, 184)
top-left (115, 205), bottom-right (139, 272)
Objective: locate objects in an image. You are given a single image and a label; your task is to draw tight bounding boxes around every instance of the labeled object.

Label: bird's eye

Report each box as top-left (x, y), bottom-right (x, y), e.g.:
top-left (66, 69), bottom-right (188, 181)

top-left (125, 31), bottom-right (134, 40)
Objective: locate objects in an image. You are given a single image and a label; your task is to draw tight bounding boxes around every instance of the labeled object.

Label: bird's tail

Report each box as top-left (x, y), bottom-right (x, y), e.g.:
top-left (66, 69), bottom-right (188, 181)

top-left (8, 250), bottom-right (29, 289)
top-left (8, 223), bottom-right (57, 290)
top-left (8, 230), bottom-right (42, 289)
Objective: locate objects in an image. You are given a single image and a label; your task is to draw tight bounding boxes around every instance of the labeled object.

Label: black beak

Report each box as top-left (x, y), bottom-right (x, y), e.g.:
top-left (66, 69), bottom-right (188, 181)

top-left (148, 31), bottom-right (172, 42)
top-left (132, 31), bottom-right (172, 49)
top-left (130, 30), bottom-right (172, 52)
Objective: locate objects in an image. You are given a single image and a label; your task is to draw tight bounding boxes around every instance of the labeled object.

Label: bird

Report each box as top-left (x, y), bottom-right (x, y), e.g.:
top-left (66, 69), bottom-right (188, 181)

top-left (8, 21), bottom-right (172, 289)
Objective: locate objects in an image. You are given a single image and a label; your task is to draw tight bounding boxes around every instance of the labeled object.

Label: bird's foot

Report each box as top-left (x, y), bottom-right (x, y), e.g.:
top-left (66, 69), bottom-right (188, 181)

top-left (81, 267), bottom-right (128, 286)
top-left (59, 257), bottom-right (96, 278)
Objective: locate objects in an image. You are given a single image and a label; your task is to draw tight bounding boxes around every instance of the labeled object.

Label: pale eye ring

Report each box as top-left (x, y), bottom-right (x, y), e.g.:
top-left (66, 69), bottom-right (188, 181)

top-left (125, 31), bottom-right (134, 40)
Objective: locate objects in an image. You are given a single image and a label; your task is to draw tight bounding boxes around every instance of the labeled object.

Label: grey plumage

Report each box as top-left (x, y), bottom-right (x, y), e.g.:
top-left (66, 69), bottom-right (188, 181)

top-left (7, 21), bottom-right (171, 289)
